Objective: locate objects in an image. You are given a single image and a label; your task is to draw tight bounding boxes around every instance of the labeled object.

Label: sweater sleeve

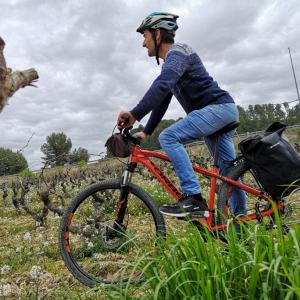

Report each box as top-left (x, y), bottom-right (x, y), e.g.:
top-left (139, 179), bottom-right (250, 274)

top-left (143, 92), bottom-right (172, 135)
top-left (130, 50), bottom-right (188, 121)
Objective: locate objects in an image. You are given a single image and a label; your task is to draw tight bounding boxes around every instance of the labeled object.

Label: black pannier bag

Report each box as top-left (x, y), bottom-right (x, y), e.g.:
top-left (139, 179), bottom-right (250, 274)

top-left (105, 133), bottom-right (131, 158)
top-left (238, 122), bottom-right (300, 199)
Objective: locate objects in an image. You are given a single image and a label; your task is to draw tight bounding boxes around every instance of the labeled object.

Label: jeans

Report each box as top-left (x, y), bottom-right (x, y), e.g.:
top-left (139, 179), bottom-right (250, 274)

top-left (158, 103), bottom-right (247, 216)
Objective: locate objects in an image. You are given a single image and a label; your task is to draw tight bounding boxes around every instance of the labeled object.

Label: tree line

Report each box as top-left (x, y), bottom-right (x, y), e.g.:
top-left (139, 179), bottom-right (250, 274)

top-left (237, 103), bottom-right (300, 132)
top-left (0, 132), bottom-right (90, 176)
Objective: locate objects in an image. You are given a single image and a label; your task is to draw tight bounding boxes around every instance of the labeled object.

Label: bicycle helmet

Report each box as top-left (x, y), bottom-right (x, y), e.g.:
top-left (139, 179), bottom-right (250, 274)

top-left (137, 12), bottom-right (179, 65)
top-left (136, 12), bottom-right (179, 35)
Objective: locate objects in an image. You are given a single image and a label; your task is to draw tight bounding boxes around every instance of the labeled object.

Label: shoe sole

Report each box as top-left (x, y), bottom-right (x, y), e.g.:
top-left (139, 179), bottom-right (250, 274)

top-left (160, 211), bottom-right (190, 217)
top-left (160, 210), bottom-right (209, 219)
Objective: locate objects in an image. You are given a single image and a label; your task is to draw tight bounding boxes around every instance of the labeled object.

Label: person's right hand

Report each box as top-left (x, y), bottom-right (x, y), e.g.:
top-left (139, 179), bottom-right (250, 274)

top-left (133, 131), bottom-right (148, 140)
top-left (117, 111), bottom-right (136, 128)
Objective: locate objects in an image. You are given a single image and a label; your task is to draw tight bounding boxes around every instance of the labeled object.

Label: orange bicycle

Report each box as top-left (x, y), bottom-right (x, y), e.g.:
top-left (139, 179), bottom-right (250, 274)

top-left (59, 122), bottom-right (297, 287)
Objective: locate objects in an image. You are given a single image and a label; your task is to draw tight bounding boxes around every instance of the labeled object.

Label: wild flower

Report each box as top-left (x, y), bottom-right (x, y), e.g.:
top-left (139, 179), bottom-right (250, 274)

top-left (29, 266), bottom-right (42, 279)
top-left (93, 253), bottom-right (101, 259)
top-left (23, 232), bottom-right (31, 241)
top-left (15, 246), bottom-right (23, 252)
top-left (37, 234), bottom-right (44, 240)
top-left (0, 265), bottom-right (10, 275)
top-left (0, 283), bottom-right (11, 297)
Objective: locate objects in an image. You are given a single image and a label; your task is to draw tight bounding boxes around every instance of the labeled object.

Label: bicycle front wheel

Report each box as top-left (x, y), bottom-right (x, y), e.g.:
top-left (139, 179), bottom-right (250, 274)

top-left (59, 179), bottom-right (166, 287)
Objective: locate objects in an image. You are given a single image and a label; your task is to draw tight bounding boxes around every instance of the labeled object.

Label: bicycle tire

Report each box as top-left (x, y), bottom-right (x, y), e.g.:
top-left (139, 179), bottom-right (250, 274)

top-left (59, 179), bottom-right (166, 288)
top-left (217, 158), bottom-right (269, 226)
top-left (218, 158), bottom-right (300, 230)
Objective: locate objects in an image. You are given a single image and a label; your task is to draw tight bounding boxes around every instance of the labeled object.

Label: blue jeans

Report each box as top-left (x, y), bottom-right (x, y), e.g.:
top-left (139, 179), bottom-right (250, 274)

top-left (158, 103), bottom-right (246, 216)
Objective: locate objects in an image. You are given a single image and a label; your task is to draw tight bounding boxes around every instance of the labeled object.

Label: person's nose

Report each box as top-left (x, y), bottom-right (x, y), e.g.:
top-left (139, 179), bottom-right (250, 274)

top-left (142, 40), bottom-right (146, 47)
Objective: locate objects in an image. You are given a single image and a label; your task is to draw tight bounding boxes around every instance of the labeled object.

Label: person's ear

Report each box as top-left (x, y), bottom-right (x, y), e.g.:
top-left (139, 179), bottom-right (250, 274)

top-left (155, 29), bottom-right (161, 43)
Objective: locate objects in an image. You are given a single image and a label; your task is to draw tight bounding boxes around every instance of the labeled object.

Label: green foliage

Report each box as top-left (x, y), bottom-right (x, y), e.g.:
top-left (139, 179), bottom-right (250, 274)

top-left (75, 160), bottom-right (88, 167)
top-left (40, 133), bottom-right (90, 166)
top-left (40, 132), bottom-right (72, 167)
top-left (18, 168), bottom-right (35, 179)
top-left (237, 103), bottom-right (300, 133)
top-left (107, 221), bottom-right (300, 299)
top-left (69, 147), bottom-right (90, 164)
top-left (0, 147), bottom-right (28, 176)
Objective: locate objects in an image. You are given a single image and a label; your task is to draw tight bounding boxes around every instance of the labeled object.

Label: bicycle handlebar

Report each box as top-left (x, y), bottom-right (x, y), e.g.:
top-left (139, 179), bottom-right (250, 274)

top-left (122, 128), bottom-right (141, 146)
top-left (117, 113), bottom-right (141, 145)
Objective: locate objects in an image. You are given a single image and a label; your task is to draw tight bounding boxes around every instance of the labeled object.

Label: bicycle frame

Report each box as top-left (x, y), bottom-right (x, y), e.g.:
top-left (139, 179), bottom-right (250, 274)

top-left (125, 145), bottom-right (283, 231)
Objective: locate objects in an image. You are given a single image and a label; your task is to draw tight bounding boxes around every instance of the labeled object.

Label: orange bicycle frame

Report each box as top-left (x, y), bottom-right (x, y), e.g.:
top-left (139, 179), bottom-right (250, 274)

top-left (128, 144), bottom-right (283, 231)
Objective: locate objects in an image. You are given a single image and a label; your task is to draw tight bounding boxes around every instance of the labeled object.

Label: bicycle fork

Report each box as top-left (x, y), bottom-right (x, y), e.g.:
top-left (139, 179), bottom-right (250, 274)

top-left (107, 163), bottom-right (136, 238)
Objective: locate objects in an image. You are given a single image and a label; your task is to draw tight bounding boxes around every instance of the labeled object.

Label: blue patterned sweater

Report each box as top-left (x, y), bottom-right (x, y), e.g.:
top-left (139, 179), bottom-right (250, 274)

top-left (130, 43), bottom-right (234, 135)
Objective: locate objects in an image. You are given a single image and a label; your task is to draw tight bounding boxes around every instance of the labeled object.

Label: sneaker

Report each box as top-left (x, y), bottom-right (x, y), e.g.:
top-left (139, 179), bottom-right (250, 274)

top-left (159, 194), bottom-right (209, 218)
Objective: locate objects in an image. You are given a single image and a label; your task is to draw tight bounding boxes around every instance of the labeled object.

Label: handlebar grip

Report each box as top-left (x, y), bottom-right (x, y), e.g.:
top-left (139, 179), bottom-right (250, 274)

top-left (122, 113), bottom-right (130, 126)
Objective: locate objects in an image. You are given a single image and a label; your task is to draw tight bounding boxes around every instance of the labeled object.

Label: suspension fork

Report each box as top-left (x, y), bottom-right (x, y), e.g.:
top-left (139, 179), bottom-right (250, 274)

top-left (114, 162), bottom-right (137, 226)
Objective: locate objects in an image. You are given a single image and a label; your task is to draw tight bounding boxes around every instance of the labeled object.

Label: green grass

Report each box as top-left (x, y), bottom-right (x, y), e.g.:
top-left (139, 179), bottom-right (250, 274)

top-left (104, 220), bottom-right (300, 300)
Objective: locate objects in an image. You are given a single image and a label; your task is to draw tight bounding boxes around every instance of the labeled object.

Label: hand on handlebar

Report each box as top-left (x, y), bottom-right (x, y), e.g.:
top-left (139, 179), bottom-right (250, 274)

top-left (133, 131), bottom-right (148, 140)
top-left (117, 111), bottom-right (136, 129)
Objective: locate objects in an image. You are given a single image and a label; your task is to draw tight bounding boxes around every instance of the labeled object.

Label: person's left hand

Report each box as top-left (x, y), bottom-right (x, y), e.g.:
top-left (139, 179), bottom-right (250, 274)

top-left (133, 131), bottom-right (148, 140)
top-left (117, 111), bottom-right (136, 128)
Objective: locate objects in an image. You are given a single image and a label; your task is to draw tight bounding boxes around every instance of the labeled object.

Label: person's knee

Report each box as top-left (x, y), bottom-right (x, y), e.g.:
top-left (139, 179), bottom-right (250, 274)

top-left (159, 128), bottom-right (177, 147)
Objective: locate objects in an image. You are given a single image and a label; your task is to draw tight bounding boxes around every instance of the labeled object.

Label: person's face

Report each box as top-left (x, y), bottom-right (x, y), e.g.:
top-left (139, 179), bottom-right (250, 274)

top-left (142, 29), bottom-right (156, 57)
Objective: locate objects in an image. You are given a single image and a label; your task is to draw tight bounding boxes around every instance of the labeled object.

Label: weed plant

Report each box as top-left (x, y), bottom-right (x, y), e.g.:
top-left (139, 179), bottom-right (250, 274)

top-left (105, 217), bottom-right (300, 300)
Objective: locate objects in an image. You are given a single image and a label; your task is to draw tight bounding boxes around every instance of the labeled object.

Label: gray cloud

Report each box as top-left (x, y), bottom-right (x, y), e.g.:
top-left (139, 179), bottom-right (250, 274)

top-left (0, 0), bottom-right (299, 169)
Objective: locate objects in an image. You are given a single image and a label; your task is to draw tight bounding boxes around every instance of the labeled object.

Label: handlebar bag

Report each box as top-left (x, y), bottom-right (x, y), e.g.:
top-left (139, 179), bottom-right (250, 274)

top-left (105, 133), bottom-right (131, 158)
top-left (238, 122), bottom-right (300, 199)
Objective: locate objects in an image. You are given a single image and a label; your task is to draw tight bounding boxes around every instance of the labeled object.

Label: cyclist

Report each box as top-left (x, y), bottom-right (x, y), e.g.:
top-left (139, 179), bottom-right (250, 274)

top-left (117, 12), bottom-right (246, 219)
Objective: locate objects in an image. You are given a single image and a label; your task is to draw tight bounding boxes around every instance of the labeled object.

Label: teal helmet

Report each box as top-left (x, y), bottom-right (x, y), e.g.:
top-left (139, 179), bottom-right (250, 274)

top-left (136, 12), bottom-right (179, 35)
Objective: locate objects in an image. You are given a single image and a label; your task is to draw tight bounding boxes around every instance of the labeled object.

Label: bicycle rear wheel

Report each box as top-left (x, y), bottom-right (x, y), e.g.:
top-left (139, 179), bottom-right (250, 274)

top-left (59, 179), bottom-right (166, 287)
top-left (218, 158), bottom-right (300, 230)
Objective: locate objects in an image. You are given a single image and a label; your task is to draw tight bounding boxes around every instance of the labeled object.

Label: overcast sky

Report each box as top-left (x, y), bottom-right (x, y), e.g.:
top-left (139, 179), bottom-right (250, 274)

top-left (0, 0), bottom-right (300, 169)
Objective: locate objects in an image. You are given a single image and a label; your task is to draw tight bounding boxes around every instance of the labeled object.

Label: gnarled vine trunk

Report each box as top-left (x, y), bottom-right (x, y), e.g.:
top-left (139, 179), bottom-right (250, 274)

top-left (0, 37), bottom-right (39, 112)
